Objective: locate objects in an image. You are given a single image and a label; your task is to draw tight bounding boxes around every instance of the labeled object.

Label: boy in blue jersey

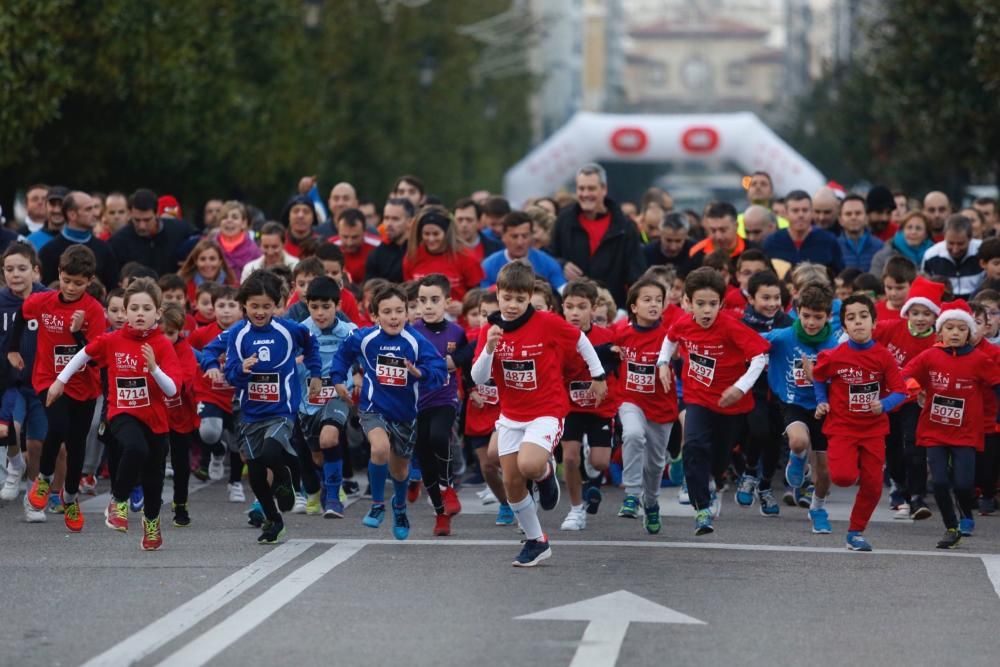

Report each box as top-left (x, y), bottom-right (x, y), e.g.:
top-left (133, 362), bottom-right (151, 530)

top-left (296, 277), bottom-right (356, 518)
top-left (225, 270), bottom-right (324, 544)
top-left (330, 285), bottom-right (447, 540)
top-left (760, 284), bottom-right (839, 534)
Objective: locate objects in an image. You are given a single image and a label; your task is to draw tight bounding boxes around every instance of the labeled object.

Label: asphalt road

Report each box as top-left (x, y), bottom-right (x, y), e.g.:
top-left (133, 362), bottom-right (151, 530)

top-left (1, 476), bottom-right (998, 667)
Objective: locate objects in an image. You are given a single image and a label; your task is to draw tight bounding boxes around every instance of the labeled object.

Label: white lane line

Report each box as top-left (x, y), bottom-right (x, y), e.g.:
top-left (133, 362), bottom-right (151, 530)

top-left (981, 555), bottom-right (1000, 600)
top-left (155, 543), bottom-right (364, 667)
top-left (79, 541), bottom-right (312, 667)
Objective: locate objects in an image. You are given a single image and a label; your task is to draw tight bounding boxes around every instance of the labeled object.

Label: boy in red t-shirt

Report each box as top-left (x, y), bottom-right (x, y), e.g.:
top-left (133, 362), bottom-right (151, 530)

top-left (875, 256), bottom-right (916, 324)
top-left (810, 295), bottom-right (907, 552)
top-left (902, 300), bottom-right (1000, 548)
top-left (11, 246), bottom-right (107, 532)
top-left (657, 267), bottom-right (770, 536)
top-left (471, 263), bottom-right (607, 567)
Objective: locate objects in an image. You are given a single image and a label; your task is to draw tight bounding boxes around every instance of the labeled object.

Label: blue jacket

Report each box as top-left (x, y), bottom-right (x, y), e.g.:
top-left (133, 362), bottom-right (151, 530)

top-left (837, 231), bottom-right (883, 272)
top-left (330, 324), bottom-right (447, 422)
top-left (762, 326), bottom-right (839, 409)
top-left (481, 248), bottom-right (566, 290)
top-left (763, 228), bottom-right (844, 273)
top-left (0, 283), bottom-right (49, 386)
top-left (297, 317), bottom-right (356, 416)
top-left (224, 317), bottom-right (322, 422)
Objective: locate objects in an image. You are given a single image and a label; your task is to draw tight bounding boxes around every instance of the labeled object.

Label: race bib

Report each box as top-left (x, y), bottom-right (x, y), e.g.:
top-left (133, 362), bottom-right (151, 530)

top-left (569, 380), bottom-right (597, 407)
top-left (477, 383), bottom-right (499, 405)
top-left (376, 355), bottom-right (407, 386)
top-left (688, 352), bottom-right (716, 387)
top-left (211, 376), bottom-right (232, 391)
top-left (164, 394), bottom-right (183, 408)
top-left (54, 344), bottom-right (80, 373)
top-left (930, 395), bottom-right (965, 426)
top-left (248, 372), bottom-right (280, 403)
top-left (625, 362), bottom-right (655, 394)
top-left (848, 382), bottom-right (880, 413)
top-left (792, 358), bottom-right (813, 388)
top-left (501, 359), bottom-right (537, 390)
top-left (307, 378), bottom-right (337, 406)
top-left (116, 377), bottom-right (150, 408)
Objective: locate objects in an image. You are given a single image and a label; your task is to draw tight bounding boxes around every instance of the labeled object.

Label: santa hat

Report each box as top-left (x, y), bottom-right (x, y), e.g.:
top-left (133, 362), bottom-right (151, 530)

top-left (157, 195), bottom-right (182, 219)
top-left (935, 299), bottom-right (976, 333)
top-left (900, 276), bottom-right (944, 317)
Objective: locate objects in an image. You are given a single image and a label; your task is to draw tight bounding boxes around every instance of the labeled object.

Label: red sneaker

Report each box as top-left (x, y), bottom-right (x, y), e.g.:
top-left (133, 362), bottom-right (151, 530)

top-left (63, 495), bottom-right (85, 532)
top-left (442, 486), bottom-right (462, 517)
top-left (407, 480), bottom-right (421, 504)
top-left (141, 516), bottom-right (163, 551)
top-left (27, 476), bottom-right (51, 511)
top-left (79, 475), bottom-right (98, 495)
top-left (105, 500), bottom-right (129, 532)
top-left (433, 513), bottom-right (451, 536)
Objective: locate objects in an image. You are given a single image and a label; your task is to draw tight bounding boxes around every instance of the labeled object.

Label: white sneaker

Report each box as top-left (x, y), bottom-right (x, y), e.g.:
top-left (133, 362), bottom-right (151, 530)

top-left (480, 488), bottom-right (498, 505)
top-left (292, 493), bottom-right (308, 514)
top-left (678, 482), bottom-right (690, 505)
top-left (208, 454), bottom-right (225, 481)
top-left (0, 460), bottom-right (24, 501)
top-left (710, 492), bottom-right (722, 519)
top-left (23, 493), bottom-right (46, 523)
top-left (893, 503), bottom-right (911, 520)
top-left (164, 459), bottom-right (174, 479)
top-left (227, 482), bottom-right (245, 503)
top-left (560, 507), bottom-right (587, 531)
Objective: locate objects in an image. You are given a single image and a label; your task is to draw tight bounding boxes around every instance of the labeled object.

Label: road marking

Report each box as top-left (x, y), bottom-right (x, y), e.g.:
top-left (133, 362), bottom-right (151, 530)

top-left (79, 541), bottom-right (312, 667)
top-left (982, 555), bottom-right (1000, 600)
top-left (517, 590), bottom-right (704, 667)
top-left (155, 543), bottom-right (364, 667)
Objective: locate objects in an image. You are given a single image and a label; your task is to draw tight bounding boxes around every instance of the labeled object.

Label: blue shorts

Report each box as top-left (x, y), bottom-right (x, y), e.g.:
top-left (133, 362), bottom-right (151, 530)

top-left (0, 387), bottom-right (48, 441)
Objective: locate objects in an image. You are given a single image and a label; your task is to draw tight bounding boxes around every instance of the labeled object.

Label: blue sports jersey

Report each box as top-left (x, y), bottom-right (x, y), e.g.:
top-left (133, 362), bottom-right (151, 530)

top-left (329, 324), bottom-right (447, 422)
top-left (762, 326), bottom-right (839, 409)
top-left (225, 316), bottom-right (322, 422)
top-left (0, 284), bottom-right (49, 387)
top-left (298, 317), bottom-right (356, 416)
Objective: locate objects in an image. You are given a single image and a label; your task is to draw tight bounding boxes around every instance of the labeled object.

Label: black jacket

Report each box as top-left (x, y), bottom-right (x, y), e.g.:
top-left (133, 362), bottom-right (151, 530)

top-left (365, 241), bottom-right (407, 283)
top-left (548, 198), bottom-right (646, 305)
top-left (478, 231), bottom-right (504, 258)
top-left (39, 233), bottom-right (120, 290)
top-left (109, 217), bottom-right (194, 278)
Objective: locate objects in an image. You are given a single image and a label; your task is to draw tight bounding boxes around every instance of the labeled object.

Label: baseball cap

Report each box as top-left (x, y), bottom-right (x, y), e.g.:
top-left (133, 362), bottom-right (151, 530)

top-left (46, 186), bottom-right (70, 202)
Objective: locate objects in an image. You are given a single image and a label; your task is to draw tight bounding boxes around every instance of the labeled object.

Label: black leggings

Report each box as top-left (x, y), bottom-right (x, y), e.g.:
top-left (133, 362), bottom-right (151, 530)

top-left (683, 404), bottom-right (746, 511)
top-left (976, 433), bottom-right (1000, 500)
top-left (291, 426), bottom-right (320, 495)
top-left (169, 430), bottom-right (195, 505)
top-left (415, 405), bottom-right (455, 514)
top-left (744, 394), bottom-right (781, 490)
top-left (39, 394), bottom-right (97, 497)
top-left (886, 402), bottom-right (921, 498)
top-left (927, 445), bottom-right (976, 530)
top-left (246, 449), bottom-right (294, 523)
top-left (109, 414), bottom-right (167, 520)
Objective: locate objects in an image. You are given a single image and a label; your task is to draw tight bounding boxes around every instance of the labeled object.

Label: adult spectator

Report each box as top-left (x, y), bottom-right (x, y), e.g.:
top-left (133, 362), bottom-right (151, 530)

top-left (960, 207), bottom-right (986, 239)
top-left (762, 190), bottom-right (844, 272)
top-left (41, 191), bottom-right (119, 288)
top-left (482, 211), bottom-right (566, 290)
top-left (21, 184), bottom-right (48, 234)
top-left (741, 205), bottom-right (778, 245)
top-left (402, 205), bottom-right (483, 306)
top-left (921, 214), bottom-right (984, 299)
top-left (202, 199), bottom-right (224, 231)
top-left (866, 185), bottom-right (898, 242)
top-left (453, 197), bottom-right (501, 262)
top-left (391, 175), bottom-right (425, 210)
top-left (869, 211), bottom-right (933, 278)
top-left (479, 196), bottom-right (510, 241)
top-left (316, 182), bottom-right (358, 238)
top-left (279, 194), bottom-right (318, 258)
top-left (526, 205), bottom-right (556, 250)
top-left (548, 163), bottom-right (645, 306)
top-left (974, 197), bottom-right (998, 237)
top-left (689, 201), bottom-right (750, 265)
top-left (26, 186), bottom-right (68, 251)
top-left (812, 187), bottom-right (841, 235)
top-left (737, 170), bottom-right (789, 238)
top-left (331, 208), bottom-right (380, 283)
top-left (892, 191), bottom-right (910, 224)
top-left (213, 200), bottom-right (261, 279)
top-left (365, 197), bottom-right (414, 283)
top-left (837, 193), bottom-right (883, 272)
top-left (109, 188), bottom-right (194, 277)
top-left (359, 198), bottom-right (380, 232)
top-left (922, 191), bottom-right (951, 239)
top-left (643, 211), bottom-right (699, 277)
top-left (100, 192), bottom-right (129, 240)
top-left (637, 201), bottom-right (665, 244)
top-left (241, 222), bottom-right (299, 281)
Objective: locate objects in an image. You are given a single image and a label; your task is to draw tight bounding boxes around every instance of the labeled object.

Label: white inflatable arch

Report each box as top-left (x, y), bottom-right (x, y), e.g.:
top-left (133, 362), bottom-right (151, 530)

top-left (504, 111), bottom-right (825, 206)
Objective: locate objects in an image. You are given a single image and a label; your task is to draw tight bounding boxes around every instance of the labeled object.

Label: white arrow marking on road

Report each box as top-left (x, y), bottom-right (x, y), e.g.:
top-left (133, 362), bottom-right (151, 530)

top-left (516, 590), bottom-right (704, 667)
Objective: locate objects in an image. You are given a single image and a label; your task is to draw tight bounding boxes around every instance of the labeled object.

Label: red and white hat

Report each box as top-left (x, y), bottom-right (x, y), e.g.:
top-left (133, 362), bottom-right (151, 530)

top-left (900, 276), bottom-right (945, 317)
top-left (935, 299), bottom-right (976, 332)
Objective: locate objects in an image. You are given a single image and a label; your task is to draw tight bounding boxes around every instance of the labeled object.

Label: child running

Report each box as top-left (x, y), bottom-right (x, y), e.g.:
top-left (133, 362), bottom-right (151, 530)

top-left (160, 303), bottom-right (201, 527)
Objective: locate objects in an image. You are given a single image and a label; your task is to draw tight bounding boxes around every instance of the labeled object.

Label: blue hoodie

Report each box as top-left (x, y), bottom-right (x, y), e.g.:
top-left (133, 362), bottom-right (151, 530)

top-left (0, 283), bottom-right (50, 386)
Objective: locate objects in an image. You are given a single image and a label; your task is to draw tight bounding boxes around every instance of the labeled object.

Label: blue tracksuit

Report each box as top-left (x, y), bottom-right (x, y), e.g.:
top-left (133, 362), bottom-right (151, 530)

top-left (762, 326), bottom-right (839, 409)
top-left (298, 317), bottom-right (356, 416)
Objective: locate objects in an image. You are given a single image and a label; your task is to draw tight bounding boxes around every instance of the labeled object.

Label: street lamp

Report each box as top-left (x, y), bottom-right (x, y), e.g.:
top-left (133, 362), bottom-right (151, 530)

top-left (418, 54), bottom-right (437, 88)
top-left (303, 0), bottom-right (322, 30)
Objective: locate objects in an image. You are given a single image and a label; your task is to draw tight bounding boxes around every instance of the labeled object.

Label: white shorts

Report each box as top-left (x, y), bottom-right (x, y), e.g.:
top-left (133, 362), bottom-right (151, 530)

top-left (496, 415), bottom-right (564, 457)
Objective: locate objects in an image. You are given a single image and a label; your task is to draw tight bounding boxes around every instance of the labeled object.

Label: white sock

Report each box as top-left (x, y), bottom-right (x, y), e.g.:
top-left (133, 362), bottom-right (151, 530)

top-left (510, 495), bottom-right (544, 541)
top-left (792, 450), bottom-right (808, 461)
top-left (810, 493), bottom-right (826, 510)
top-left (571, 503), bottom-right (584, 512)
top-left (7, 453), bottom-right (24, 470)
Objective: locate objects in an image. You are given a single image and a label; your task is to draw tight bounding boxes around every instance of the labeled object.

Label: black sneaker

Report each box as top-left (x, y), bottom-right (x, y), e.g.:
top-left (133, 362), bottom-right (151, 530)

top-left (583, 483), bottom-right (602, 515)
top-left (172, 502), bottom-right (191, 527)
top-left (936, 528), bottom-right (961, 549)
top-left (536, 458), bottom-right (560, 511)
top-left (342, 479), bottom-right (361, 497)
top-left (979, 496), bottom-right (997, 516)
top-left (512, 537), bottom-right (551, 567)
top-left (273, 469), bottom-right (295, 513)
top-left (910, 498), bottom-right (932, 520)
top-left (258, 518), bottom-right (286, 544)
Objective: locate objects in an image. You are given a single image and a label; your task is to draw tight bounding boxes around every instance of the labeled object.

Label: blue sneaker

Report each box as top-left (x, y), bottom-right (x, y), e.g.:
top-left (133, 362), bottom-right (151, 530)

top-left (758, 488), bottom-right (780, 516)
top-left (735, 474), bottom-right (758, 507)
top-left (668, 454), bottom-right (684, 485)
top-left (512, 537), bottom-right (551, 567)
top-left (809, 508), bottom-right (832, 534)
top-left (247, 500), bottom-right (264, 527)
top-left (362, 503), bottom-right (385, 528)
top-left (959, 517), bottom-right (975, 537)
top-left (323, 496), bottom-right (344, 519)
top-left (618, 494), bottom-right (640, 518)
top-left (408, 457), bottom-right (422, 483)
top-left (583, 484), bottom-right (602, 515)
top-left (129, 486), bottom-right (144, 513)
top-left (795, 484), bottom-right (814, 509)
top-left (694, 509), bottom-right (714, 535)
top-left (785, 452), bottom-right (807, 488)
top-left (495, 502), bottom-right (515, 525)
top-left (846, 531), bottom-right (872, 551)
top-left (391, 503), bottom-right (409, 540)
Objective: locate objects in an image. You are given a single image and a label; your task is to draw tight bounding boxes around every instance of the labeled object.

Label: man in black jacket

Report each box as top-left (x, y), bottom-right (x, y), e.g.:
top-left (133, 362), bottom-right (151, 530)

top-left (365, 197), bottom-right (415, 283)
top-left (547, 163), bottom-right (646, 306)
top-left (109, 189), bottom-right (194, 278)
top-left (39, 191), bottom-right (119, 289)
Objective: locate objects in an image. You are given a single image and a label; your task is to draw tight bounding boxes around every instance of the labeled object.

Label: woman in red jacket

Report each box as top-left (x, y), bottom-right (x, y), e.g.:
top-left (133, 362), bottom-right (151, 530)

top-left (402, 206), bottom-right (483, 316)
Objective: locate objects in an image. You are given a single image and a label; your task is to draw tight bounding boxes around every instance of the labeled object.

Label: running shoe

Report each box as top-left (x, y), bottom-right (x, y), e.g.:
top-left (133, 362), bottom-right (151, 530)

top-left (342, 479), bottom-right (361, 497)
top-left (536, 457), bottom-right (560, 511)
top-left (643, 503), bottom-right (661, 535)
top-left (583, 483), bottom-right (602, 515)
top-left (785, 452), bottom-right (807, 488)
top-left (893, 503), bottom-right (911, 520)
top-left (809, 508), bottom-right (831, 534)
top-left (979, 496), bottom-right (997, 516)
top-left (129, 486), bottom-right (145, 513)
top-left (258, 518), bottom-right (285, 545)
top-left (192, 466), bottom-right (210, 482)
top-left (442, 486), bottom-right (462, 516)
top-left (959, 517), bottom-right (975, 537)
top-left (227, 482), bottom-right (245, 503)
top-left (936, 528), bottom-right (962, 549)
top-left (888, 488), bottom-right (906, 511)
top-left (845, 531), bottom-right (872, 551)
top-left (48, 493), bottom-right (64, 514)
top-left (0, 461), bottom-right (22, 501)
top-left (406, 480), bottom-right (421, 504)
top-left (782, 488), bottom-right (796, 506)
top-left (291, 493), bottom-right (308, 514)
top-left (63, 495), bottom-right (84, 532)
top-left (273, 475), bottom-right (295, 513)
top-left (433, 513), bottom-right (451, 536)
top-left (795, 485), bottom-right (814, 509)
top-left (26, 476), bottom-right (51, 511)
top-left (694, 509), bottom-right (714, 535)
top-left (106, 500), bottom-right (129, 532)
top-left (668, 454), bottom-right (684, 485)
top-left (710, 491), bottom-right (722, 518)
top-left (164, 459), bottom-right (174, 480)
top-left (512, 537), bottom-right (551, 567)
top-left (362, 503), bottom-right (385, 528)
top-left (247, 500), bottom-right (265, 528)
top-left (141, 516), bottom-right (163, 550)
top-left (618, 494), bottom-right (640, 518)
top-left (208, 454), bottom-right (225, 481)
top-left (677, 481), bottom-right (690, 505)
top-left (391, 503), bottom-right (410, 540)
top-left (479, 488), bottom-right (499, 505)
top-left (735, 474), bottom-right (758, 507)
top-left (909, 498), bottom-right (932, 520)
top-left (757, 488), bottom-right (780, 516)
top-left (23, 493), bottom-right (46, 523)
top-left (323, 496), bottom-right (345, 518)
top-left (495, 502), bottom-right (515, 525)
top-left (172, 502), bottom-right (191, 527)
top-left (560, 506), bottom-right (587, 531)
top-left (79, 474), bottom-right (97, 496)
top-left (305, 492), bottom-right (322, 516)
